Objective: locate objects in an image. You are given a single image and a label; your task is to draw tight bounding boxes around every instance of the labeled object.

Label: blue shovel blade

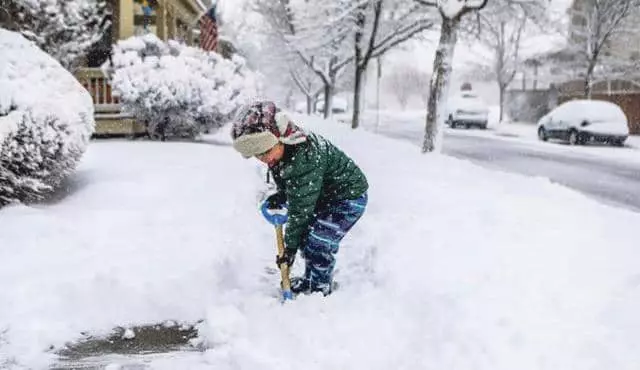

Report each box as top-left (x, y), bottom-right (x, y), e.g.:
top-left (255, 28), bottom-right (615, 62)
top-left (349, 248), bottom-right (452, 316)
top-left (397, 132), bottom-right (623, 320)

top-left (282, 289), bottom-right (294, 301)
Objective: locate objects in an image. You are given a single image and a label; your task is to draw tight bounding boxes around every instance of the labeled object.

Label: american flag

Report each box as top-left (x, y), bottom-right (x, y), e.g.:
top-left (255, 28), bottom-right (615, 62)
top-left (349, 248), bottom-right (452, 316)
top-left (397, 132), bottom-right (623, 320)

top-left (199, 4), bottom-right (218, 52)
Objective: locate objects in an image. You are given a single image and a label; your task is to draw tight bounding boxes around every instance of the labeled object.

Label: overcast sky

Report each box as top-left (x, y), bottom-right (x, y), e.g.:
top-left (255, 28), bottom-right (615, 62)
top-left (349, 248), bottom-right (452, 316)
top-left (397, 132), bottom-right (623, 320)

top-left (215, 0), bottom-right (574, 104)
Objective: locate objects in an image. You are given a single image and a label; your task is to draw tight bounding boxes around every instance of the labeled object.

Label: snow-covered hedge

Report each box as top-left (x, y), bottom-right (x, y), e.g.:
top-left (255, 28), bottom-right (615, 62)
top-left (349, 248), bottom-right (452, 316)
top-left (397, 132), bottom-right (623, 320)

top-left (0, 29), bottom-right (95, 206)
top-left (110, 34), bottom-right (259, 140)
top-left (2, 0), bottom-right (109, 71)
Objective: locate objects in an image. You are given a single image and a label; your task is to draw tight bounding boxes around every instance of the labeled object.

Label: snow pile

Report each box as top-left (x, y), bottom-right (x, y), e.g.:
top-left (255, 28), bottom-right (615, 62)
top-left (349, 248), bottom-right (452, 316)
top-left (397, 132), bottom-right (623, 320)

top-left (0, 29), bottom-right (94, 206)
top-left (1, 115), bottom-right (640, 368)
top-left (110, 34), bottom-right (259, 140)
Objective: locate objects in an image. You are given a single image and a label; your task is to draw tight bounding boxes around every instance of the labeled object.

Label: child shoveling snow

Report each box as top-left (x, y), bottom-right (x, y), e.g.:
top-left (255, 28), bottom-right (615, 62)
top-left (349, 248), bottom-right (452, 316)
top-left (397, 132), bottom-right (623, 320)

top-left (230, 101), bottom-right (369, 296)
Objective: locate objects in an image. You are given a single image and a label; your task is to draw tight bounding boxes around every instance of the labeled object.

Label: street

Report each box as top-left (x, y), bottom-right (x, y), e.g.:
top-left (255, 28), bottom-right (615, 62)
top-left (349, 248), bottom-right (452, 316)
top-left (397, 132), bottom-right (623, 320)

top-left (379, 127), bottom-right (640, 213)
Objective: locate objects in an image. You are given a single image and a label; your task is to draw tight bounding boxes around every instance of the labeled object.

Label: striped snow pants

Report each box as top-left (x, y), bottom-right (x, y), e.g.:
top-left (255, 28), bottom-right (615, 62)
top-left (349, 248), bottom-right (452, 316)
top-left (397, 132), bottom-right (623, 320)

top-left (300, 192), bottom-right (368, 292)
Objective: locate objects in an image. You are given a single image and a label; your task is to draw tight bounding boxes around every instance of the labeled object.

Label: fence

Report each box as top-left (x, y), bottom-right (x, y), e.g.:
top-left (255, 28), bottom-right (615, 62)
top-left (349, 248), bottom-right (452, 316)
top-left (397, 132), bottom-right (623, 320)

top-left (505, 88), bottom-right (558, 123)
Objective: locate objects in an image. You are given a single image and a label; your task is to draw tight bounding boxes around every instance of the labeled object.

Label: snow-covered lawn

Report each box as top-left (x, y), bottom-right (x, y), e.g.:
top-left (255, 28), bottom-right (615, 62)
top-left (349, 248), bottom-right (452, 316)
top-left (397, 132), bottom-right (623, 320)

top-left (2, 116), bottom-right (640, 369)
top-left (624, 134), bottom-right (640, 149)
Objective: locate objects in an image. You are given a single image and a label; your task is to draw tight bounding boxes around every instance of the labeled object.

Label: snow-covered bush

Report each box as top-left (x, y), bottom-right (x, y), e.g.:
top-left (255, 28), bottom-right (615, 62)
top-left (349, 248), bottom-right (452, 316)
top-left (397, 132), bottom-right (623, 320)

top-left (0, 0), bottom-right (110, 71)
top-left (110, 34), bottom-right (259, 140)
top-left (0, 29), bottom-right (95, 206)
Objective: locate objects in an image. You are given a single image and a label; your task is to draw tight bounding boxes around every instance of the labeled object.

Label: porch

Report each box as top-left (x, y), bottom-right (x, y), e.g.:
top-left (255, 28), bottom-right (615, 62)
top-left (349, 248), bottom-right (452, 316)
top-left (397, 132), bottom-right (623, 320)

top-left (75, 68), bottom-right (147, 137)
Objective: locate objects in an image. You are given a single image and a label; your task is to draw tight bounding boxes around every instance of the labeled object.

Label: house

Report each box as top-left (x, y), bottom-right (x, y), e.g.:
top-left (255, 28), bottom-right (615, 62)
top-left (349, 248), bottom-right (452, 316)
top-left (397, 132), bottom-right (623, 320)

top-left (511, 0), bottom-right (640, 134)
top-left (75, 0), bottom-right (210, 137)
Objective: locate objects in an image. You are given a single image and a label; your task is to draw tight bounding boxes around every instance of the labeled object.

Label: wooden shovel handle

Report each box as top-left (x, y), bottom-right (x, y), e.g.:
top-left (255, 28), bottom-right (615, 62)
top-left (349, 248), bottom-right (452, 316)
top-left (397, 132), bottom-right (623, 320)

top-left (275, 225), bottom-right (291, 292)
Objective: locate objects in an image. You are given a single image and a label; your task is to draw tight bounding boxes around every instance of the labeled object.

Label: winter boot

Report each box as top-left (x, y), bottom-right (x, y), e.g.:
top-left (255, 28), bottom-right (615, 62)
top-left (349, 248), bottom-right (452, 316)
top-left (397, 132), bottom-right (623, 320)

top-left (289, 277), bottom-right (335, 296)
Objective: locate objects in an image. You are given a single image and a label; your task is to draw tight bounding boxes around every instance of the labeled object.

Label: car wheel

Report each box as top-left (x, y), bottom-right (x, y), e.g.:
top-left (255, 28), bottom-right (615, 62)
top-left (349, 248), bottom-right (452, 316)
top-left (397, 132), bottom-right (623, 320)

top-left (447, 116), bottom-right (456, 129)
top-left (538, 126), bottom-right (548, 142)
top-left (612, 138), bottom-right (626, 147)
top-left (568, 130), bottom-right (581, 145)
top-left (479, 123), bottom-right (487, 130)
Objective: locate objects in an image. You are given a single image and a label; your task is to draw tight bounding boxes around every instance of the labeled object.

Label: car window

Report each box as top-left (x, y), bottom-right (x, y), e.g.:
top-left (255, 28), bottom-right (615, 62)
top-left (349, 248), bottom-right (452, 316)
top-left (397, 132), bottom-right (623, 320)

top-left (553, 102), bottom-right (578, 121)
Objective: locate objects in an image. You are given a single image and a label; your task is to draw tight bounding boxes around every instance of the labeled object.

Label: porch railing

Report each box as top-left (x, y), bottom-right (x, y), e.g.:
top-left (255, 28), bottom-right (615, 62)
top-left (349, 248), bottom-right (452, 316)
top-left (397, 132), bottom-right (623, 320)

top-left (75, 68), bottom-right (146, 137)
top-left (75, 68), bottom-right (122, 113)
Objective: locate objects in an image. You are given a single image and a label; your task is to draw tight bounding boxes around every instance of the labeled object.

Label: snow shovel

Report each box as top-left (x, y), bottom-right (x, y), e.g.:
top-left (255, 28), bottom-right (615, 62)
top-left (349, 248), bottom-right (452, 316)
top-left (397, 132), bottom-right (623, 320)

top-left (261, 201), bottom-right (293, 301)
top-left (274, 224), bottom-right (293, 301)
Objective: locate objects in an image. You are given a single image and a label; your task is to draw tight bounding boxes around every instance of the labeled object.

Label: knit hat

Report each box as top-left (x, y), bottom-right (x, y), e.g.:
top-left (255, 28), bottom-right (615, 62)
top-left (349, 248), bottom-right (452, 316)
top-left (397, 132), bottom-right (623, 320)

top-left (231, 101), bottom-right (307, 158)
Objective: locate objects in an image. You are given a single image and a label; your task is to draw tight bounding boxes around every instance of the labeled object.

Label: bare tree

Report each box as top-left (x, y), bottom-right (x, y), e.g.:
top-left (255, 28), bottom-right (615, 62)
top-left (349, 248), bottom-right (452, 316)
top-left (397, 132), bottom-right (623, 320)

top-left (254, 0), bottom-right (436, 121)
top-left (287, 0), bottom-right (355, 118)
top-left (467, 5), bottom-right (527, 122)
top-left (417, 0), bottom-right (548, 153)
top-left (290, 65), bottom-right (324, 114)
top-left (253, 0), bottom-right (352, 118)
top-left (350, 0), bottom-right (437, 128)
top-left (386, 70), bottom-right (413, 109)
top-left (386, 66), bottom-right (430, 109)
top-left (409, 68), bottom-right (431, 105)
top-left (565, 0), bottom-right (640, 98)
top-left (417, 0), bottom-right (489, 153)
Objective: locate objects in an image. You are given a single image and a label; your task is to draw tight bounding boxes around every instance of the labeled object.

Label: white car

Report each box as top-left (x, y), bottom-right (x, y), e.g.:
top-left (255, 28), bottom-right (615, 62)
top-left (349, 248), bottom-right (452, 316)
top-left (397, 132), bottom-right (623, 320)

top-left (537, 100), bottom-right (629, 146)
top-left (294, 101), bottom-right (308, 113)
top-left (445, 92), bottom-right (489, 129)
top-left (315, 97), bottom-right (349, 114)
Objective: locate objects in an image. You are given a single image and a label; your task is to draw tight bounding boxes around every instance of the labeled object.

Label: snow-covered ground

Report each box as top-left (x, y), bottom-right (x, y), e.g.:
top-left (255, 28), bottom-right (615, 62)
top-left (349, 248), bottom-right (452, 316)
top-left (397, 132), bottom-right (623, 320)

top-left (349, 109), bottom-right (640, 164)
top-left (2, 116), bottom-right (640, 369)
top-left (469, 120), bottom-right (640, 164)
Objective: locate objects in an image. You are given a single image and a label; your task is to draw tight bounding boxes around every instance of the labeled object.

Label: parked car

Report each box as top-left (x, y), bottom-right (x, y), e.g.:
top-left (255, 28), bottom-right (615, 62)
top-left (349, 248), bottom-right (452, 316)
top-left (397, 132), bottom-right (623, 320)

top-left (537, 100), bottom-right (629, 146)
top-left (445, 92), bottom-right (489, 129)
top-left (315, 97), bottom-right (349, 114)
top-left (294, 101), bottom-right (308, 113)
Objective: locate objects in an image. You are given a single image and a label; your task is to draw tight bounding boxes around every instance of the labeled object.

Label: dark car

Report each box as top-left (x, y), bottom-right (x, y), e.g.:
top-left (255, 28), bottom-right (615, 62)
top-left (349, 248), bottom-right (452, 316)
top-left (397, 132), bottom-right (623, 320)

top-left (537, 100), bottom-right (629, 146)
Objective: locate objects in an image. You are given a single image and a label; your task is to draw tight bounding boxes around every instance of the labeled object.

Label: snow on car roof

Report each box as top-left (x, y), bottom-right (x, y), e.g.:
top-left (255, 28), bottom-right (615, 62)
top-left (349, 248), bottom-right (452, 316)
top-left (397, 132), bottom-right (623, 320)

top-left (559, 99), bottom-right (626, 121)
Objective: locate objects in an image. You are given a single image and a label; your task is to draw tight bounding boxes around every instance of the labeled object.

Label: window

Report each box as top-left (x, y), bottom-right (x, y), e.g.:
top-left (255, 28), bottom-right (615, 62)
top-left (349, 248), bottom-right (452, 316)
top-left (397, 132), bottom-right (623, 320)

top-left (134, 0), bottom-right (156, 35)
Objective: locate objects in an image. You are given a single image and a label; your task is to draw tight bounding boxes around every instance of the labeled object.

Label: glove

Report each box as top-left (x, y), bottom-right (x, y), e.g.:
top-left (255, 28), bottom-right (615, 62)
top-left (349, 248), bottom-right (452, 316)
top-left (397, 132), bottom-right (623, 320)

top-left (276, 248), bottom-right (296, 267)
top-left (264, 192), bottom-right (286, 210)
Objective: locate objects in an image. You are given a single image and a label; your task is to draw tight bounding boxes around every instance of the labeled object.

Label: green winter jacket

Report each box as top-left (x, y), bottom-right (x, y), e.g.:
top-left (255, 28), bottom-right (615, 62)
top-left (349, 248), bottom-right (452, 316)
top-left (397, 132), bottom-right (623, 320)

top-left (270, 133), bottom-right (368, 253)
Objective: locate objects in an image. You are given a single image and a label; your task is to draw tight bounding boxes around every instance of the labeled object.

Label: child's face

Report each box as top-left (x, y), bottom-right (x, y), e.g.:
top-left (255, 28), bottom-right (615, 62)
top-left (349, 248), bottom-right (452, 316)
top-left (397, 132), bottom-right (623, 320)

top-left (256, 143), bottom-right (284, 167)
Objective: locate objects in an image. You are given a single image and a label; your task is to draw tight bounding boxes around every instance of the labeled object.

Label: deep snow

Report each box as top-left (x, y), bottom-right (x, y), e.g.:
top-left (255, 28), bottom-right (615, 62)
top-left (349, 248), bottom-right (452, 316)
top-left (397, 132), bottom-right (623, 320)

top-left (1, 116), bottom-right (640, 369)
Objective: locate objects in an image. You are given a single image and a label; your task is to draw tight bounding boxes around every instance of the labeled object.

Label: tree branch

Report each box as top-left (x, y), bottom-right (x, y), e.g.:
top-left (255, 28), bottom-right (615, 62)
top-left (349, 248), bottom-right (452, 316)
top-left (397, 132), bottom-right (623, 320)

top-left (361, 0), bottom-right (384, 68)
top-left (295, 50), bottom-right (331, 85)
top-left (289, 70), bottom-right (312, 97)
top-left (371, 19), bottom-right (435, 59)
top-left (415, 0), bottom-right (437, 7)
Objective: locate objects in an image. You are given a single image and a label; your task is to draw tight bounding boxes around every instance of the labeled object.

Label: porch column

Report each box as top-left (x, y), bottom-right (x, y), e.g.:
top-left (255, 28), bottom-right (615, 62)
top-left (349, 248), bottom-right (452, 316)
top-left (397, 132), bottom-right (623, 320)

top-left (156, 0), bottom-right (167, 40)
top-left (167, 6), bottom-right (177, 40)
top-left (118, 0), bottom-right (134, 40)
